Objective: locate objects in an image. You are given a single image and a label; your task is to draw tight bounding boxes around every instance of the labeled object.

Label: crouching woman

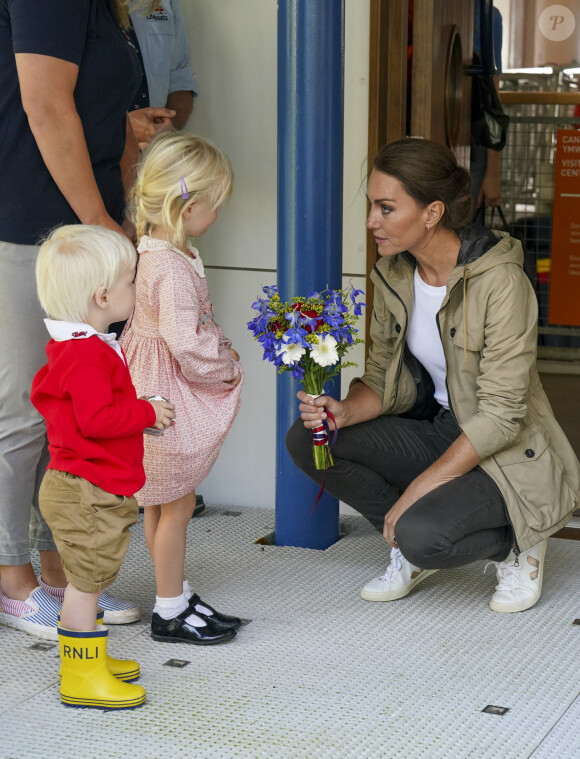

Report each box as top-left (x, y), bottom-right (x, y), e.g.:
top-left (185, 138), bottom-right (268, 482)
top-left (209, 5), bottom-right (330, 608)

top-left (287, 138), bottom-right (580, 613)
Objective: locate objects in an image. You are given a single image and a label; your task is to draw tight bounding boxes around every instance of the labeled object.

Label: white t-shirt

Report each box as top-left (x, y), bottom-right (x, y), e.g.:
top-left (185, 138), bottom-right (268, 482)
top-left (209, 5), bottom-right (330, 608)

top-left (406, 268), bottom-right (449, 409)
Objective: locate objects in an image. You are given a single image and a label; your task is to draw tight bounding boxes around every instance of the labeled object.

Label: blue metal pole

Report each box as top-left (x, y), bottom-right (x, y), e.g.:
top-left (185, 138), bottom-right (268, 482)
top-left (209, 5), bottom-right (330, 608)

top-left (276, 0), bottom-right (344, 549)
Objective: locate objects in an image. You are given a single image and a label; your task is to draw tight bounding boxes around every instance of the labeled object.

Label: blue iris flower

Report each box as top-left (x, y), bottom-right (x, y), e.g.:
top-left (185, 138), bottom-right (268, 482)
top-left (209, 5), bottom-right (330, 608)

top-left (284, 309), bottom-right (302, 328)
top-left (258, 331), bottom-right (278, 359)
top-left (262, 285), bottom-right (277, 298)
top-left (284, 325), bottom-right (309, 346)
top-left (323, 300), bottom-right (346, 328)
top-left (348, 281), bottom-right (366, 317)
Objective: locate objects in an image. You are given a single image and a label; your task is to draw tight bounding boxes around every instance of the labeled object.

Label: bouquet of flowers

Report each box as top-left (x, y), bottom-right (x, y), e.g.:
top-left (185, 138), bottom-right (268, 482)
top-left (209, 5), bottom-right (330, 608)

top-left (247, 284), bottom-right (365, 470)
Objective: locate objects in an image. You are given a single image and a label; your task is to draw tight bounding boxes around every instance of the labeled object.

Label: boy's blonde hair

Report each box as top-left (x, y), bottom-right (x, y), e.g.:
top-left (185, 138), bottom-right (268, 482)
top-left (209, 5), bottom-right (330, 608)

top-left (36, 225), bottom-right (137, 323)
top-left (129, 131), bottom-right (233, 244)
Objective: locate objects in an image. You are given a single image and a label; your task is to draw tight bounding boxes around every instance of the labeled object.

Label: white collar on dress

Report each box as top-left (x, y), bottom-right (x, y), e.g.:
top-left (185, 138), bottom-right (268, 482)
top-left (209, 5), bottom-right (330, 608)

top-left (44, 320), bottom-right (125, 364)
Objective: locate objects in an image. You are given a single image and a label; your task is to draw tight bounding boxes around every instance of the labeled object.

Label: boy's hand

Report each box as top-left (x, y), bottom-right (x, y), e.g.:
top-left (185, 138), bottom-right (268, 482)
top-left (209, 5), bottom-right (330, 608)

top-left (149, 399), bottom-right (175, 430)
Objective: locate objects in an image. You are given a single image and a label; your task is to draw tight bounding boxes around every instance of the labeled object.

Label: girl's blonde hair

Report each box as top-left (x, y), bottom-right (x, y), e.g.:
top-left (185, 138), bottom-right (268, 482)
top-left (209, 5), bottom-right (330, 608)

top-left (129, 131), bottom-right (233, 244)
top-left (36, 225), bottom-right (137, 323)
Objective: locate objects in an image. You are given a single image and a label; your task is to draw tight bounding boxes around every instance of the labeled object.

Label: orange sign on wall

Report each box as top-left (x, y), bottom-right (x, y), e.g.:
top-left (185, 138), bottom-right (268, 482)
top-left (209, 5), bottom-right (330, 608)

top-left (548, 129), bottom-right (580, 326)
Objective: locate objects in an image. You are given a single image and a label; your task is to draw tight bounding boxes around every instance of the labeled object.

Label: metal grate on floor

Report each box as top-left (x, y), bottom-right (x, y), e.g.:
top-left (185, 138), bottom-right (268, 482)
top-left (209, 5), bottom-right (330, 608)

top-left (1, 506), bottom-right (580, 759)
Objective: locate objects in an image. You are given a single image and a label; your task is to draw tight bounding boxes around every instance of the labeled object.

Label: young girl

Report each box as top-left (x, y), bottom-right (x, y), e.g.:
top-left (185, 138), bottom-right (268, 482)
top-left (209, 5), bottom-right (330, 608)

top-left (121, 132), bottom-right (243, 644)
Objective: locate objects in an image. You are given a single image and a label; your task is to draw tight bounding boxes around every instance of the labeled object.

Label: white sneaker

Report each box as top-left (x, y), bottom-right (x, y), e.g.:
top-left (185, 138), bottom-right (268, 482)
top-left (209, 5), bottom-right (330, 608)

top-left (0, 586), bottom-right (60, 640)
top-left (360, 547), bottom-right (438, 602)
top-left (98, 591), bottom-right (142, 624)
top-left (488, 540), bottom-right (547, 613)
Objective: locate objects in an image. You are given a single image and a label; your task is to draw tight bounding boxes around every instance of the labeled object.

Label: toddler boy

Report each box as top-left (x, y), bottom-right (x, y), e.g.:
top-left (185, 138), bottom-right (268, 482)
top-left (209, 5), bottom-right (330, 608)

top-left (31, 225), bottom-right (174, 710)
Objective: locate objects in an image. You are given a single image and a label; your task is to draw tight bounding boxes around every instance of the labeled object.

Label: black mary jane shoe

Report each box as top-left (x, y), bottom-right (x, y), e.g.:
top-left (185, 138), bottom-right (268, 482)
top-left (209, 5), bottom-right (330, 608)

top-left (151, 609), bottom-right (237, 645)
top-left (187, 593), bottom-right (243, 631)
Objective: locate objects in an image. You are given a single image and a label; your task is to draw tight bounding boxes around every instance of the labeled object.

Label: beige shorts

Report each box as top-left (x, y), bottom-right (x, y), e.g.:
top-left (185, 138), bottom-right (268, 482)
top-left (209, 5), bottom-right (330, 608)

top-left (39, 469), bottom-right (138, 593)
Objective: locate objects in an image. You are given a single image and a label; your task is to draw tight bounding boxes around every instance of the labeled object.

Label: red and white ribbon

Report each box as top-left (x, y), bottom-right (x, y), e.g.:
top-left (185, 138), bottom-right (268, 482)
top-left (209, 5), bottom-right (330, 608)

top-left (306, 393), bottom-right (338, 512)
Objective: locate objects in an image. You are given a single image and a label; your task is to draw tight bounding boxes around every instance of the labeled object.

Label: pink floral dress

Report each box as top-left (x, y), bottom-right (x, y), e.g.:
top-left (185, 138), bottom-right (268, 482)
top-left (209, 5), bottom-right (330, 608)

top-left (120, 236), bottom-right (242, 506)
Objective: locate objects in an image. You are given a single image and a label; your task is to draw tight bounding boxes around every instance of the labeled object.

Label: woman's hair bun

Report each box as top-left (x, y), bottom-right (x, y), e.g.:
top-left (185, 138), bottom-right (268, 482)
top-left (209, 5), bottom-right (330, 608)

top-left (373, 138), bottom-right (472, 231)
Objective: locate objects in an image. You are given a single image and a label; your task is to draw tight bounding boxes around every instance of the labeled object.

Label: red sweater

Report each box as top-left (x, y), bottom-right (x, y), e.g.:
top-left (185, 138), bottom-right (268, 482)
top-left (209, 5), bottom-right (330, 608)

top-left (31, 336), bottom-right (156, 496)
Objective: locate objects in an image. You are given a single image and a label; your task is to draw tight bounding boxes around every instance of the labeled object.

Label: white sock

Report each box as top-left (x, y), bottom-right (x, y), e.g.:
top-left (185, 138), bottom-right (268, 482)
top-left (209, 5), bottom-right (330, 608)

top-left (183, 579), bottom-right (213, 616)
top-left (153, 593), bottom-right (188, 620)
top-left (154, 592), bottom-right (207, 628)
top-left (184, 611), bottom-right (207, 627)
top-left (182, 580), bottom-right (193, 600)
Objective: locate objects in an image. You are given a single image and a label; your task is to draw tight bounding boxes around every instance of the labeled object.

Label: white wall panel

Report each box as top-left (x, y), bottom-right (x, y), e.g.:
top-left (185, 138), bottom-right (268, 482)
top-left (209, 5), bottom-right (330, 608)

top-left (343, 0), bottom-right (371, 277)
top-left (182, 0), bottom-right (278, 272)
top-left (200, 268), bottom-right (277, 508)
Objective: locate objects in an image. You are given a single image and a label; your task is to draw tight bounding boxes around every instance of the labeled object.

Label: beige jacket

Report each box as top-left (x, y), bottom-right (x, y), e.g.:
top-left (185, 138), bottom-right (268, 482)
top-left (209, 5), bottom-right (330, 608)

top-left (358, 227), bottom-right (580, 551)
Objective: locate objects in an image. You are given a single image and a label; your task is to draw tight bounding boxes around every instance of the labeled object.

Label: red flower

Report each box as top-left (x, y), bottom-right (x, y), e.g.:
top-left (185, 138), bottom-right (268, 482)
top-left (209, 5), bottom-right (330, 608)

top-left (290, 303), bottom-right (323, 333)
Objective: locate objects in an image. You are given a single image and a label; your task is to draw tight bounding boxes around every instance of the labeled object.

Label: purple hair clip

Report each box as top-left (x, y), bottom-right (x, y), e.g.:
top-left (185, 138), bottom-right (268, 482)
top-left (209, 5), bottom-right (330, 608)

top-left (180, 177), bottom-right (189, 200)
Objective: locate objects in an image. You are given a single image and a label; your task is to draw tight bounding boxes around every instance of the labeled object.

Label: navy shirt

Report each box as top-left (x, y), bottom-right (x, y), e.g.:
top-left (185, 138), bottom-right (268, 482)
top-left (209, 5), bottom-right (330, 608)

top-left (0, 0), bottom-right (142, 245)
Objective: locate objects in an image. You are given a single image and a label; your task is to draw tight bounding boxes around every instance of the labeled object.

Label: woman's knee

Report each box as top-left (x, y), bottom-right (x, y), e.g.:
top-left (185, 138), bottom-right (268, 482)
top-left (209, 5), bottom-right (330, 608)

top-left (395, 509), bottom-right (444, 569)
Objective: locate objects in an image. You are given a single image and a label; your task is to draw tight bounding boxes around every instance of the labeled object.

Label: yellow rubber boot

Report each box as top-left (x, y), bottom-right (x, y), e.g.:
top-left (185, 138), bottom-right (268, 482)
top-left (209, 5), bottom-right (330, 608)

top-left (58, 612), bottom-right (140, 683)
top-left (58, 626), bottom-right (146, 710)
top-left (96, 611), bottom-right (140, 681)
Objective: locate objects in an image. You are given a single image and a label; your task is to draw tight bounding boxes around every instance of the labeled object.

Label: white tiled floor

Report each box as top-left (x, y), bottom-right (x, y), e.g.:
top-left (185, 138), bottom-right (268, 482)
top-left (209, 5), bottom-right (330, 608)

top-left (1, 506), bottom-right (580, 759)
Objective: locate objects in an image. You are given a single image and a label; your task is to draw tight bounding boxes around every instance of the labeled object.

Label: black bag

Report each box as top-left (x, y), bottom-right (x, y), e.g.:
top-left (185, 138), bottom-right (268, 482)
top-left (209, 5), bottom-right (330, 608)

top-left (471, 204), bottom-right (509, 230)
top-left (471, 53), bottom-right (509, 151)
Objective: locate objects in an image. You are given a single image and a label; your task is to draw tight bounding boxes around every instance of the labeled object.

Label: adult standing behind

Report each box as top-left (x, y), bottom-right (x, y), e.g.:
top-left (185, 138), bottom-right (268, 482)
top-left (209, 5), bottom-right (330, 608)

top-left (127, 0), bottom-right (198, 149)
top-left (287, 138), bottom-right (580, 614)
top-left (0, 0), bottom-right (143, 638)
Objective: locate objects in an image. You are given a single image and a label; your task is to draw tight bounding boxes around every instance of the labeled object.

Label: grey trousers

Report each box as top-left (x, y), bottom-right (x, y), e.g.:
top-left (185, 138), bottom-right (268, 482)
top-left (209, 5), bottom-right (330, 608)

top-left (286, 407), bottom-right (513, 569)
top-left (0, 241), bottom-right (55, 564)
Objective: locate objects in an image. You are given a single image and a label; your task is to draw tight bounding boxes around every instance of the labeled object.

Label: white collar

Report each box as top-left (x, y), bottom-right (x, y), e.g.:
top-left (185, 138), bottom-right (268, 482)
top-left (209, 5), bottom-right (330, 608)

top-left (44, 320), bottom-right (125, 364)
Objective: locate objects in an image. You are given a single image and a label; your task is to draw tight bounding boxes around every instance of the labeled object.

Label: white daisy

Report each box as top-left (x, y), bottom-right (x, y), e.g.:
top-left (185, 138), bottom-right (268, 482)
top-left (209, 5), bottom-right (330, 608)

top-left (277, 340), bottom-right (306, 365)
top-left (310, 335), bottom-right (339, 367)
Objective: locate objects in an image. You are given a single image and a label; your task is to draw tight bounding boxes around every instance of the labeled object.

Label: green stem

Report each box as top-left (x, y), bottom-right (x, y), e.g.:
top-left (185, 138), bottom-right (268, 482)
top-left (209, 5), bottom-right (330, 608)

top-left (313, 443), bottom-right (333, 470)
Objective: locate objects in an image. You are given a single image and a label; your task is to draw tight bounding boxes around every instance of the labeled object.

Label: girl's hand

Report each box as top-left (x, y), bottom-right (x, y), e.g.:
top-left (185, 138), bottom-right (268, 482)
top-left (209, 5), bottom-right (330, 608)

top-left (149, 399), bottom-right (175, 430)
top-left (224, 347), bottom-right (241, 385)
top-left (225, 371), bottom-right (242, 387)
top-left (296, 390), bottom-right (344, 431)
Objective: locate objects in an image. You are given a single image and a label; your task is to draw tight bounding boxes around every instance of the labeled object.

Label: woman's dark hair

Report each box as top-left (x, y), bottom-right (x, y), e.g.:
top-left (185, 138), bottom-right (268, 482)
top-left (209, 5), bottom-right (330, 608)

top-left (373, 138), bottom-right (472, 231)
